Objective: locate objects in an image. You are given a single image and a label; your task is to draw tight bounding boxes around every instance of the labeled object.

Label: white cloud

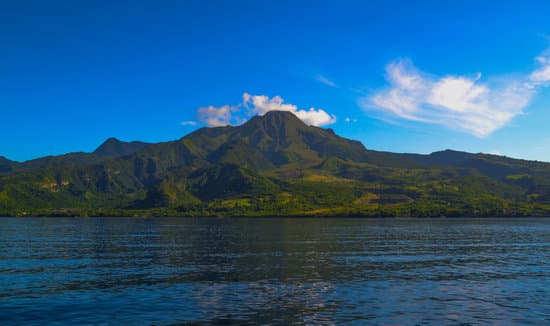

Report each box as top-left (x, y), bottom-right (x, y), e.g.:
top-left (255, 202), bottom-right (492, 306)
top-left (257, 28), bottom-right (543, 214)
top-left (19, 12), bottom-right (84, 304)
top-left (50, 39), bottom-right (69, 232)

top-left (316, 74), bottom-right (338, 88)
top-left (197, 105), bottom-right (238, 127)
top-left (363, 57), bottom-right (548, 137)
top-left (530, 54), bottom-right (550, 84)
top-left (294, 108), bottom-right (337, 126)
top-left (196, 93), bottom-right (336, 128)
top-left (242, 93), bottom-right (296, 115)
top-left (243, 93), bottom-right (336, 127)
top-left (181, 120), bottom-right (198, 126)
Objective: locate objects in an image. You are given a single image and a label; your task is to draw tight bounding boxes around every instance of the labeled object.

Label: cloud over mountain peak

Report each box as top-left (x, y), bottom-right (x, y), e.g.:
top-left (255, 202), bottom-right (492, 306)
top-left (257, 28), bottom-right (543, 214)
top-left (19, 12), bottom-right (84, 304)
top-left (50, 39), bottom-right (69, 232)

top-left (197, 93), bottom-right (336, 127)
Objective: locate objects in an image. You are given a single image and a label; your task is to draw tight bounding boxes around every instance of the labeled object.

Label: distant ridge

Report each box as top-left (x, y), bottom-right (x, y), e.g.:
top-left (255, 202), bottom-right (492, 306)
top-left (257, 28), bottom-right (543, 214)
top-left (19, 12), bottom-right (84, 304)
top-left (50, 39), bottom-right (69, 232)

top-left (0, 156), bottom-right (12, 164)
top-left (0, 156), bottom-right (15, 173)
top-left (93, 137), bottom-right (150, 157)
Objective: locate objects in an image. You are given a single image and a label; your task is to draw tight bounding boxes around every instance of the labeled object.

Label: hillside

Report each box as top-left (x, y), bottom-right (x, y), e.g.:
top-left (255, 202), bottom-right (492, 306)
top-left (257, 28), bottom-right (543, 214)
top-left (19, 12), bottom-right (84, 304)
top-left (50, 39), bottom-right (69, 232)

top-left (0, 156), bottom-right (16, 174)
top-left (2, 111), bottom-right (550, 217)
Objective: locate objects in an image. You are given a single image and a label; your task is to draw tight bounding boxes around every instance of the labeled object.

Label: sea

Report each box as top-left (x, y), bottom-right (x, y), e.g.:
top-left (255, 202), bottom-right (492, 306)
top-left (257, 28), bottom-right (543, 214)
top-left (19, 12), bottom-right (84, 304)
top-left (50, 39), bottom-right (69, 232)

top-left (0, 217), bottom-right (549, 325)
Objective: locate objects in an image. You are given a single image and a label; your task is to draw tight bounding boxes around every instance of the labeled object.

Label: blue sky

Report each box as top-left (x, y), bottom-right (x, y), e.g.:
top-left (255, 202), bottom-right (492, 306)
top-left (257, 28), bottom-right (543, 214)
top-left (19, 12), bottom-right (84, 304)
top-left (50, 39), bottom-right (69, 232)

top-left (2, 0), bottom-right (550, 162)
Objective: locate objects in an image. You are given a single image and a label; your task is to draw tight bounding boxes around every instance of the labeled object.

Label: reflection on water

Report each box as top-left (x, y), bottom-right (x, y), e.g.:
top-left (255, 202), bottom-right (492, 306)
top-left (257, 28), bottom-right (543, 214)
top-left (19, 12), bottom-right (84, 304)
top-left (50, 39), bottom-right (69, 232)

top-left (0, 217), bottom-right (549, 324)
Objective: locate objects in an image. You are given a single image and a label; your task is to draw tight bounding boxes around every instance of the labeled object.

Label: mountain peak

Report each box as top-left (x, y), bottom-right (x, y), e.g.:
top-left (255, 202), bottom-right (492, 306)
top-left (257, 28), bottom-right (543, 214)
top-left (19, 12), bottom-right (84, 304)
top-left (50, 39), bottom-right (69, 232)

top-left (245, 110), bottom-right (306, 128)
top-left (262, 110), bottom-right (301, 119)
top-left (237, 111), bottom-right (309, 148)
top-left (94, 138), bottom-right (149, 157)
top-left (241, 111), bottom-right (309, 136)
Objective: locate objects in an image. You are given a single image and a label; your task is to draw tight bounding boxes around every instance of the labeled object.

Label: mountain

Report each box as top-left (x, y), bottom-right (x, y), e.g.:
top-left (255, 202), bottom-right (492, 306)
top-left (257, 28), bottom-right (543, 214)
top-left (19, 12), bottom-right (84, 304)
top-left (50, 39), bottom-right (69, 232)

top-left (2, 110), bottom-right (550, 217)
top-left (0, 138), bottom-right (150, 175)
top-left (93, 138), bottom-right (150, 158)
top-left (184, 111), bottom-right (368, 168)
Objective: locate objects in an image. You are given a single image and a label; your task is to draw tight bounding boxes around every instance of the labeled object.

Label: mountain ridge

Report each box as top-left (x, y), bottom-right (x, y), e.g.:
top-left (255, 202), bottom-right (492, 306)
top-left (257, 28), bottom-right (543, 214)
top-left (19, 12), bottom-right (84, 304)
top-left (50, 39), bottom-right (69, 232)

top-left (2, 111), bottom-right (550, 217)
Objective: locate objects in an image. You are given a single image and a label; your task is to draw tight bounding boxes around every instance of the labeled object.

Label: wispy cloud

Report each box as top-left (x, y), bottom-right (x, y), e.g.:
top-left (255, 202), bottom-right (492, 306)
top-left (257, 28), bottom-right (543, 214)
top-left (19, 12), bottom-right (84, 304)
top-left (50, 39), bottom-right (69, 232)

top-left (316, 74), bottom-right (338, 88)
top-left (197, 93), bottom-right (336, 127)
top-left (181, 120), bottom-right (198, 126)
top-left (530, 54), bottom-right (550, 84)
top-left (362, 52), bottom-right (550, 137)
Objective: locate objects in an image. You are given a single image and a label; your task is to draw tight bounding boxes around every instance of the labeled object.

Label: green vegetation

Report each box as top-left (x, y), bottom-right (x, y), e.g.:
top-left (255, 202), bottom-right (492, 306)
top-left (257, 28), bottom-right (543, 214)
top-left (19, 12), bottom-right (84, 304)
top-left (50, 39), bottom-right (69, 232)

top-left (2, 111), bottom-right (550, 217)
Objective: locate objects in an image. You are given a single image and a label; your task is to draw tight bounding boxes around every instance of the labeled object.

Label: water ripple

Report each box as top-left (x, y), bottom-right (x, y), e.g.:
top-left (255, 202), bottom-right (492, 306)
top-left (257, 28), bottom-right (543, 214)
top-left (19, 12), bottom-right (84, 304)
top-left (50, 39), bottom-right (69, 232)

top-left (0, 217), bottom-right (549, 324)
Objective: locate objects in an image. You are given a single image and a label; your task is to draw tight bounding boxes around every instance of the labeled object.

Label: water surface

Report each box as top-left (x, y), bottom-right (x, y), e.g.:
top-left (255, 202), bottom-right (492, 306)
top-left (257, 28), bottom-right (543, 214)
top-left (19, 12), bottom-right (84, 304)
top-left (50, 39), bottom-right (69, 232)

top-left (0, 217), bottom-right (549, 324)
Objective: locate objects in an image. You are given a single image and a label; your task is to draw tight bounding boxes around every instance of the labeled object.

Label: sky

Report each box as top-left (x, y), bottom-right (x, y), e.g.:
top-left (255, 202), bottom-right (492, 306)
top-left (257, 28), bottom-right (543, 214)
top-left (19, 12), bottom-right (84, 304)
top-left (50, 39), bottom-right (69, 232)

top-left (2, 0), bottom-right (550, 162)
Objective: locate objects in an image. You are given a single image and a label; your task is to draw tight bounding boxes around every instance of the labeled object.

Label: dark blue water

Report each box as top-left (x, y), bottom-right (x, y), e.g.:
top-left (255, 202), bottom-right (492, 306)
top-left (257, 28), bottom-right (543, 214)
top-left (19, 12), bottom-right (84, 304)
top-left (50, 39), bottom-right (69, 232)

top-left (0, 217), bottom-right (549, 325)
